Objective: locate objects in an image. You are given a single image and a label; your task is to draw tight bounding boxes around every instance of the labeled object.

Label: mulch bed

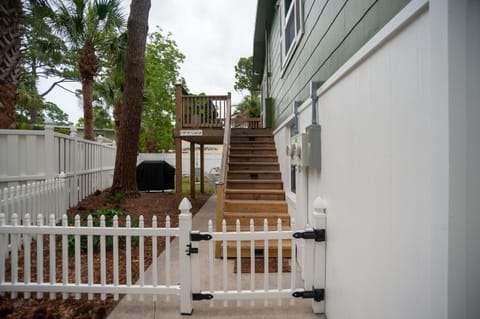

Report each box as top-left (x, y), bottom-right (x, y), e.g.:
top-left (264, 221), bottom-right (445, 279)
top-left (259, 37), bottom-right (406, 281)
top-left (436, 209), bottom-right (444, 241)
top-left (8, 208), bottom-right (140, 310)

top-left (234, 258), bottom-right (291, 274)
top-left (0, 189), bottom-right (212, 319)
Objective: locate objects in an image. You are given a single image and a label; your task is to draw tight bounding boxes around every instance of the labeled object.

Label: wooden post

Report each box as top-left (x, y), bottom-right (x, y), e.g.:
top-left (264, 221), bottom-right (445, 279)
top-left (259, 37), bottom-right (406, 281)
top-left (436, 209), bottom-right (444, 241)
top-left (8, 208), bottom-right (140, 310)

top-left (175, 137), bottom-right (183, 202)
top-left (190, 141), bottom-right (195, 199)
top-left (175, 84), bottom-right (184, 129)
top-left (215, 182), bottom-right (224, 258)
top-left (200, 144), bottom-right (205, 193)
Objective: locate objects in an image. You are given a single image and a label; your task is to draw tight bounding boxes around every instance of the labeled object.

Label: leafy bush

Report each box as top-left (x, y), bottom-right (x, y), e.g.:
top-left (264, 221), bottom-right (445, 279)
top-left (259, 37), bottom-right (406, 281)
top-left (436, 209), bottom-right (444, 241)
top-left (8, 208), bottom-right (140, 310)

top-left (66, 207), bottom-right (138, 255)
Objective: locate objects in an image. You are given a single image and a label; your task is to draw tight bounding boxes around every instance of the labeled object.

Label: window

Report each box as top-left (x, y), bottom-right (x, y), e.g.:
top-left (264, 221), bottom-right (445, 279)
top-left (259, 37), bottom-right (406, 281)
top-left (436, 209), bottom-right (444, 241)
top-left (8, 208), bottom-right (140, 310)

top-left (280, 0), bottom-right (303, 68)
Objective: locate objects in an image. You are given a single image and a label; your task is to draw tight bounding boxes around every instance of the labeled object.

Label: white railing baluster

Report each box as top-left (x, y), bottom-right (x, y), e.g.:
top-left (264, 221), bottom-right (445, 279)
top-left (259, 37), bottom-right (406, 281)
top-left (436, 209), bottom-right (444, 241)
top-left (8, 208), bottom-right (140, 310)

top-left (62, 214), bottom-right (68, 300)
top-left (277, 218), bottom-right (283, 306)
top-left (74, 214), bottom-right (80, 300)
top-left (49, 214), bottom-right (56, 300)
top-left (290, 218), bottom-right (296, 305)
top-left (250, 219), bottom-right (255, 306)
top-left (11, 214), bottom-right (18, 299)
top-left (36, 214), bottom-right (43, 299)
top-left (222, 219), bottom-right (227, 307)
top-left (264, 219), bottom-right (269, 306)
top-left (0, 213), bottom-right (5, 292)
top-left (208, 219), bottom-right (214, 307)
top-left (152, 215), bottom-right (158, 298)
top-left (126, 215), bottom-right (132, 301)
top-left (165, 215), bottom-right (171, 302)
top-left (113, 215), bottom-right (119, 301)
top-left (139, 215), bottom-right (144, 301)
top-left (236, 219), bottom-right (241, 307)
top-left (87, 214), bottom-right (93, 300)
top-left (23, 214), bottom-right (31, 299)
top-left (100, 215), bottom-right (106, 300)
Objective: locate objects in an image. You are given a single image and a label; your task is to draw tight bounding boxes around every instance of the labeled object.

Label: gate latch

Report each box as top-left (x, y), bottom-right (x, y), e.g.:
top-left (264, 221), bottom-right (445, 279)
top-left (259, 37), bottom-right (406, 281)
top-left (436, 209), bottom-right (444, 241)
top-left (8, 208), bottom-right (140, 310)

top-left (186, 244), bottom-right (198, 255)
top-left (292, 229), bottom-right (325, 242)
top-left (190, 231), bottom-right (213, 241)
top-left (192, 292), bottom-right (214, 301)
top-left (292, 288), bottom-right (324, 302)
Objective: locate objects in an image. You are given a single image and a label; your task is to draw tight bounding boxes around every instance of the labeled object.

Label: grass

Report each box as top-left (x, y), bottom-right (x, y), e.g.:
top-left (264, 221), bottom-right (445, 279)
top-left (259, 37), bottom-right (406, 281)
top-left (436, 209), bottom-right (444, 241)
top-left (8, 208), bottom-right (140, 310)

top-left (179, 176), bottom-right (216, 195)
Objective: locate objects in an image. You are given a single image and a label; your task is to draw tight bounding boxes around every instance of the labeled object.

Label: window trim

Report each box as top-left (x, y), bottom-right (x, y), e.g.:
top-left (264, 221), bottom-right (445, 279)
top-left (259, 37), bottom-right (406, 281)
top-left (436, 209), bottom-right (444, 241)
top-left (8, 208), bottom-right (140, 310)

top-left (280, 0), bottom-right (304, 72)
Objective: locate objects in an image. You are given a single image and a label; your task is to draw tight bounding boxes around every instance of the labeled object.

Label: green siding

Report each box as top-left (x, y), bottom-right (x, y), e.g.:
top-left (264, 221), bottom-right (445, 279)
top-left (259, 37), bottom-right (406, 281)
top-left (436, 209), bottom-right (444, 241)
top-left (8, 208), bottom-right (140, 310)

top-left (262, 0), bottom-right (411, 127)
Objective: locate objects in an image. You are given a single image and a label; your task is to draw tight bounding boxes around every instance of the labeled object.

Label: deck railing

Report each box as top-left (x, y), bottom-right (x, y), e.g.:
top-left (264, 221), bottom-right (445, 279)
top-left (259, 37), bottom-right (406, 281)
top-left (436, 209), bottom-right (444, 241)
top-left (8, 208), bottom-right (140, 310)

top-left (181, 95), bottom-right (230, 128)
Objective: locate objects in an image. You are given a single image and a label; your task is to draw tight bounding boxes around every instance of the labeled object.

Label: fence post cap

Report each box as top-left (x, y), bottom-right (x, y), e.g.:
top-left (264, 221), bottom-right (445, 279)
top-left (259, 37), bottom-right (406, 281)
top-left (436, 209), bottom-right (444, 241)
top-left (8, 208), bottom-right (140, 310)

top-left (178, 197), bottom-right (192, 211)
top-left (70, 125), bottom-right (77, 137)
top-left (58, 172), bottom-right (67, 179)
top-left (313, 196), bottom-right (327, 211)
top-left (44, 117), bottom-right (53, 126)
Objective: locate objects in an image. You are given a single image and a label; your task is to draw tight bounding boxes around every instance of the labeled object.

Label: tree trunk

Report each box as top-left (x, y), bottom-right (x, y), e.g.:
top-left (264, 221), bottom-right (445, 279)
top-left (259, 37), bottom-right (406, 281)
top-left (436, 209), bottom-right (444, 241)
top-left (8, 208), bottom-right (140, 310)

top-left (82, 76), bottom-right (95, 140)
top-left (113, 99), bottom-right (122, 141)
top-left (111, 0), bottom-right (151, 196)
top-left (0, 0), bottom-right (22, 129)
top-left (77, 43), bottom-right (98, 140)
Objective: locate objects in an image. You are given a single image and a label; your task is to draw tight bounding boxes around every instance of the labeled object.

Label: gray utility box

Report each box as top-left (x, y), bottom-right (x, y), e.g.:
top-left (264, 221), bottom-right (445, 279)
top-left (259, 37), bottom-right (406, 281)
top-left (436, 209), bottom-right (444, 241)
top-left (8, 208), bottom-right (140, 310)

top-left (289, 124), bottom-right (321, 170)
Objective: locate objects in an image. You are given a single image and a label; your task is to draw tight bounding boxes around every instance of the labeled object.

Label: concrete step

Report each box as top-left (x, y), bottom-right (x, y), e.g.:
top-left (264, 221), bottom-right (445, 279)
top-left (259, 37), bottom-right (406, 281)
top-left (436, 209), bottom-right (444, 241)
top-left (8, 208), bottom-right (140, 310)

top-left (227, 179), bottom-right (283, 189)
top-left (228, 162), bottom-right (280, 171)
top-left (224, 199), bottom-right (288, 213)
top-left (228, 170), bottom-right (282, 180)
top-left (225, 189), bottom-right (285, 200)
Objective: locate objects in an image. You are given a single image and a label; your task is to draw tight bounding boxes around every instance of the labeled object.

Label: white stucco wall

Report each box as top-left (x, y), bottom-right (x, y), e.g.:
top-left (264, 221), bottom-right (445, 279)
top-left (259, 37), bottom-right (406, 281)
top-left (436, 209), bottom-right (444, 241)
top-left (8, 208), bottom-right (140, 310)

top-left (273, 1), bottom-right (479, 318)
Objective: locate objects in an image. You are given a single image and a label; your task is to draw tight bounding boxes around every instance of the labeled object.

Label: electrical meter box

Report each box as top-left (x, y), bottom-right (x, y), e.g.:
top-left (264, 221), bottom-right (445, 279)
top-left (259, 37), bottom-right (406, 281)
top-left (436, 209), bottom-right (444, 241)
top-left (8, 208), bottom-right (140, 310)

top-left (288, 124), bottom-right (321, 169)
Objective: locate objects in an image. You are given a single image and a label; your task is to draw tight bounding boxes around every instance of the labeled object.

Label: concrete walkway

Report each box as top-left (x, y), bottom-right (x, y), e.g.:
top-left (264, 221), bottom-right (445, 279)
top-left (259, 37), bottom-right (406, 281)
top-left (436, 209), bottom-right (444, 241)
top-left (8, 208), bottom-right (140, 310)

top-left (108, 195), bottom-right (324, 318)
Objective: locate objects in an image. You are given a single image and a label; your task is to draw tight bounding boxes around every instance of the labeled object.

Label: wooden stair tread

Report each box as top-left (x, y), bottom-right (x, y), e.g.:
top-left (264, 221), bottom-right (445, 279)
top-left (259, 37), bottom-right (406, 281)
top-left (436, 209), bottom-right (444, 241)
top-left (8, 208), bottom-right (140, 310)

top-left (225, 189), bottom-right (285, 194)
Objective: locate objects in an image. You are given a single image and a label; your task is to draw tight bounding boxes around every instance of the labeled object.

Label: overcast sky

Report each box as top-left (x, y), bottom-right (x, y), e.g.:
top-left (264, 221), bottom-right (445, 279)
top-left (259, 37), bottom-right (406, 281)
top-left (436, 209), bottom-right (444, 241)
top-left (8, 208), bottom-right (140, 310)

top-left (38, 0), bottom-right (258, 124)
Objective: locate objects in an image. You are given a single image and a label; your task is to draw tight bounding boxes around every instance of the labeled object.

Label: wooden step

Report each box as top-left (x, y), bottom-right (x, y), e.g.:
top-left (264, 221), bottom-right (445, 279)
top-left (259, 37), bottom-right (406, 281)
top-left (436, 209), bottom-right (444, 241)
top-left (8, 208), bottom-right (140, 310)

top-left (225, 188), bottom-right (285, 200)
top-left (230, 141), bottom-right (275, 148)
top-left (231, 136), bottom-right (274, 143)
top-left (228, 162), bottom-right (279, 171)
top-left (229, 154), bottom-right (278, 162)
top-left (231, 128), bottom-right (273, 136)
top-left (227, 179), bottom-right (283, 189)
top-left (224, 199), bottom-right (288, 213)
top-left (224, 240), bottom-right (292, 258)
top-left (229, 147), bottom-right (277, 155)
top-left (223, 211), bottom-right (290, 226)
top-left (228, 170), bottom-right (281, 180)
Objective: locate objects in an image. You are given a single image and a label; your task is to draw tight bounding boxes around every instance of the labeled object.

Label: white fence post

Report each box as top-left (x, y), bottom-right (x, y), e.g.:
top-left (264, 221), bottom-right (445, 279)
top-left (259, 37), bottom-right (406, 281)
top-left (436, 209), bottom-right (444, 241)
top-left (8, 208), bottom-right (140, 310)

top-left (44, 119), bottom-right (55, 181)
top-left (70, 126), bottom-right (78, 206)
top-left (311, 196), bottom-right (327, 314)
top-left (178, 197), bottom-right (193, 315)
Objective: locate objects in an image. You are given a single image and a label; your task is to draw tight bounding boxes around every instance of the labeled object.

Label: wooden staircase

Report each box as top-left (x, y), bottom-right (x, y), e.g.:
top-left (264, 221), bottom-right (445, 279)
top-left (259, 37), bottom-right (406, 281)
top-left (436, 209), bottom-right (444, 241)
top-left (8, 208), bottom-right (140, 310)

top-left (220, 128), bottom-right (291, 257)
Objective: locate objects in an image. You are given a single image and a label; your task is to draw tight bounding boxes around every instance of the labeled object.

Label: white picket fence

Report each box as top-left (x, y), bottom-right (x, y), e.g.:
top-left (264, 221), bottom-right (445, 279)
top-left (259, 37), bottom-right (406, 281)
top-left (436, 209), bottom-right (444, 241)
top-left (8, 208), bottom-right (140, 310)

top-left (0, 198), bottom-right (327, 315)
top-left (0, 123), bottom-right (116, 215)
top-left (0, 177), bottom-right (68, 225)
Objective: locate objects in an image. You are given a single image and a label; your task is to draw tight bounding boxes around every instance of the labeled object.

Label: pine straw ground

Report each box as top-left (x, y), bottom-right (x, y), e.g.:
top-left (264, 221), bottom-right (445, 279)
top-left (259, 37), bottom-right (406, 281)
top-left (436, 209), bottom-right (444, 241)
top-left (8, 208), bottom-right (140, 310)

top-left (0, 189), bottom-right (212, 319)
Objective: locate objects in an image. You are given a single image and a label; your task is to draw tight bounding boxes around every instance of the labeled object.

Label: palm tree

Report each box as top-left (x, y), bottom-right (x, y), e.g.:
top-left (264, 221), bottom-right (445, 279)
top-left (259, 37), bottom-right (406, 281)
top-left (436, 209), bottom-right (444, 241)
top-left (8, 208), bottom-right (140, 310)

top-left (0, 0), bottom-right (23, 129)
top-left (52, 0), bottom-right (124, 140)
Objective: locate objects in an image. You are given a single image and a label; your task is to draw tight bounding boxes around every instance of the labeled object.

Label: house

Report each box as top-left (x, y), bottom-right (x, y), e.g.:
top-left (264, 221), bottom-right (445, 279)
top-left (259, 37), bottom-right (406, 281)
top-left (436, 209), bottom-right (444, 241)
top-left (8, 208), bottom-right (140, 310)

top-left (253, 0), bottom-right (479, 318)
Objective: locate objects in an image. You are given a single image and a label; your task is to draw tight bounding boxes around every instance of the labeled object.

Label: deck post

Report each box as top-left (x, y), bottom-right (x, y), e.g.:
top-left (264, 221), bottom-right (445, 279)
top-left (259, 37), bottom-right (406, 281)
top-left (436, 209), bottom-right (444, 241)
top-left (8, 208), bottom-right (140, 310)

top-left (190, 142), bottom-right (195, 199)
top-left (175, 137), bottom-right (183, 202)
top-left (200, 144), bottom-right (204, 193)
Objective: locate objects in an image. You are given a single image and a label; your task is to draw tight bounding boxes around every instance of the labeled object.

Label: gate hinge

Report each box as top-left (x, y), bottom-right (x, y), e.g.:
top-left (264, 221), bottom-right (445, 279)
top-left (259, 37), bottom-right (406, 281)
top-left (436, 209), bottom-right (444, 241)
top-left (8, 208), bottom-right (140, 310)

top-left (192, 292), bottom-right (214, 301)
top-left (186, 244), bottom-right (198, 256)
top-left (292, 288), bottom-right (325, 302)
top-left (292, 229), bottom-right (325, 242)
top-left (190, 231), bottom-right (213, 241)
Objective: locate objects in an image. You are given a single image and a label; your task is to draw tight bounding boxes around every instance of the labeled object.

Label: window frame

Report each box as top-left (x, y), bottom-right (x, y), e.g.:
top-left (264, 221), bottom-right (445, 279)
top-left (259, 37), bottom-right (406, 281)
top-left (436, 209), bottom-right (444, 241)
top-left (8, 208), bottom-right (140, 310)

top-left (280, 0), bottom-right (304, 71)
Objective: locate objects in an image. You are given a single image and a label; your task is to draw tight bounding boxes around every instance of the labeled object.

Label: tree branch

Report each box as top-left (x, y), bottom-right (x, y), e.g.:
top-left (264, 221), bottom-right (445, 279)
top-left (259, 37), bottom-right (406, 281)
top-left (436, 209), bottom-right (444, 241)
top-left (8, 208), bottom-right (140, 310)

top-left (40, 79), bottom-right (77, 97)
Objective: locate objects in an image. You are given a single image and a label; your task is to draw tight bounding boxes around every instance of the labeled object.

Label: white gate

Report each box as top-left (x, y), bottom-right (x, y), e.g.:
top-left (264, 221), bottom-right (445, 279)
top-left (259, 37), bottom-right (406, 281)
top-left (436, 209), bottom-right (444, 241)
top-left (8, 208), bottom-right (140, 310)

top-left (0, 198), bottom-right (326, 315)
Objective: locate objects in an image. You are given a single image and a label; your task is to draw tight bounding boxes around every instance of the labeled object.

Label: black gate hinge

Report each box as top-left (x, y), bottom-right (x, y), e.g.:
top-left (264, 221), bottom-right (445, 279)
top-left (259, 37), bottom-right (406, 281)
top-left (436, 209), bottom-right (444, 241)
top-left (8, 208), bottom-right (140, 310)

top-left (186, 244), bottom-right (198, 255)
top-left (292, 288), bottom-right (325, 302)
top-left (190, 232), bottom-right (213, 241)
top-left (292, 229), bottom-right (325, 242)
top-left (192, 292), bottom-right (214, 301)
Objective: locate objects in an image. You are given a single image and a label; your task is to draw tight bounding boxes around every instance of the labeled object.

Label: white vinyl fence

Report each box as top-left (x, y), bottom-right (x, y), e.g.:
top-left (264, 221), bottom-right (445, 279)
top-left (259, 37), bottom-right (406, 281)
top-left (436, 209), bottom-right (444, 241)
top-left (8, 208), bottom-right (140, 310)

top-left (0, 198), bottom-right (326, 315)
top-left (0, 123), bottom-right (116, 215)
